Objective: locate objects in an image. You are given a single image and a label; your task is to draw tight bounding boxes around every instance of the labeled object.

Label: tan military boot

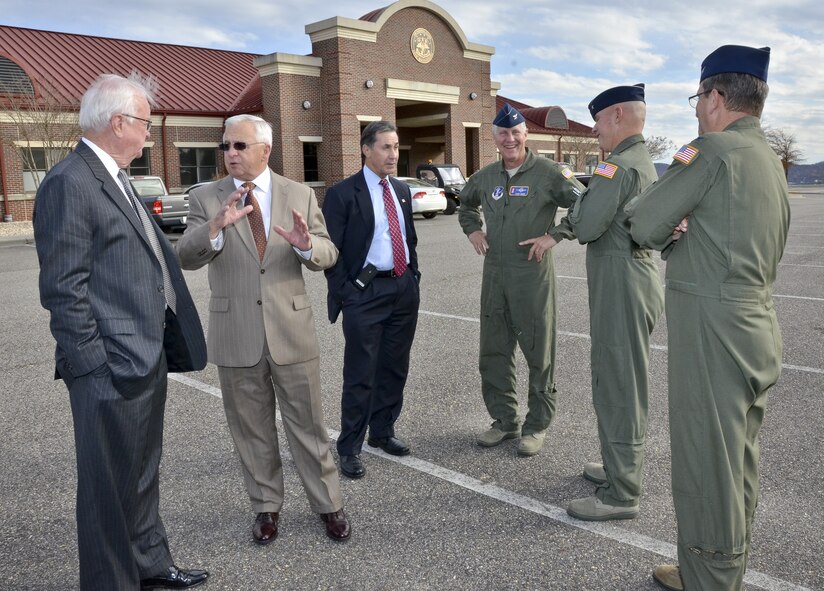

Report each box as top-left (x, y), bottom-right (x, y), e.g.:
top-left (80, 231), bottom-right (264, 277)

top-left (566, 495), bottom-right (639, 521)
top-left (477, 426), bottom-right (520, 447)
top-left (583, 462), bottom-right (607, 484)
top-left (652, 564), bottom-right (684, 591)
top-left (516, 430), bottom-right (547, 456)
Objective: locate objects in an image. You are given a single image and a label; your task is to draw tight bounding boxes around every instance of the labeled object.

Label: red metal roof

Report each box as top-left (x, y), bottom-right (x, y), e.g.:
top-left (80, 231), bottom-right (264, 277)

top-left (0, 25), bottom-right (262, 114)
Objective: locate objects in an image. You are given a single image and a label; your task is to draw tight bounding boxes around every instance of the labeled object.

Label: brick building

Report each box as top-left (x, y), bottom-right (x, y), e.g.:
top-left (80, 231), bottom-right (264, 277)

top-left (0, 0), bottom-right (596, 222)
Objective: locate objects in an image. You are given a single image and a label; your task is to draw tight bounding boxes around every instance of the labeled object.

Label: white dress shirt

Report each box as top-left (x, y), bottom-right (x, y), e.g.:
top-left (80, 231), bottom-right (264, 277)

top-left (362, 166), bottom-right (409, 271)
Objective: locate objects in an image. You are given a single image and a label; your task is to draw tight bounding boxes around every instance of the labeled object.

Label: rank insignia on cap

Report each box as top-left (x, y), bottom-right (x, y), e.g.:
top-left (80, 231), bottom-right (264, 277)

top-left (561, 166), bottom-right (574, 179)
top-left (673, 144), bottom-right (699, 165)
top-left (594, 161), bottom-right (618, 179)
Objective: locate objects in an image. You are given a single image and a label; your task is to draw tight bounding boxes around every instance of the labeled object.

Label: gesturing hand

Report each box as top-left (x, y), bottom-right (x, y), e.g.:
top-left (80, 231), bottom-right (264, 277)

top-left (273, 209), bottom-right (312, 251)
top-left (519, 234), bottom-right (558, 262)
top-left (208, 187), bottom-right (254, 239)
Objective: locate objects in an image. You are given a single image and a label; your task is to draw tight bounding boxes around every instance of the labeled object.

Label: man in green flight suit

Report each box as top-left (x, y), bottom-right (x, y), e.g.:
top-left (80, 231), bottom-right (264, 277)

top-left (459, 103), bottom-right (584, 457)
top-left (522, 84), bottom-right (664, 520)
top-left (626, 45), bottom-right (790, 591)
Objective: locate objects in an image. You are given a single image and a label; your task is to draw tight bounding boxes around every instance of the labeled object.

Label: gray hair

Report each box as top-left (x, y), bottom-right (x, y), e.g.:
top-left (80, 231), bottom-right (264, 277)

top-left (225, 114), bottom-right (273, 146)
top-left (492, 122), bottom-right (527, 135)
top-left (702, 73), bottom-right (769, 117)
top-left (361, 120), bottom-right (398, 149)
top-left (79, 71), bottom-right (158, 133)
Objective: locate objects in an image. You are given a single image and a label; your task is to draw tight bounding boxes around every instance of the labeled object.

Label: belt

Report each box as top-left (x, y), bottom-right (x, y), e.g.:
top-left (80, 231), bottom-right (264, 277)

top-left (375, 269), bottom-right (401, 278)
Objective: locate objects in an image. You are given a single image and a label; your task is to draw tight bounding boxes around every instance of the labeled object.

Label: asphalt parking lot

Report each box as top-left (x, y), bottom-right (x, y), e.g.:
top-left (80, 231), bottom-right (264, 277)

top-left (1, 188), bottom-right (822, 591)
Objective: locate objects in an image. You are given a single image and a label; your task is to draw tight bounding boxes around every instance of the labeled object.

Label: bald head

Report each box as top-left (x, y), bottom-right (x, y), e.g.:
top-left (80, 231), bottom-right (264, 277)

top-left (592, 101), bottom-right (646, 153)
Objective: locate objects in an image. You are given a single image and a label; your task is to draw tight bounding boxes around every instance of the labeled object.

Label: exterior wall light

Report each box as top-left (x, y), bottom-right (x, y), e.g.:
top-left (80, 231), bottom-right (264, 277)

top-left (469, 92), bottom-right (478, 100)
top-left (365, 80), bottom-right (374, 89)
top-left (302, 100), bottom-right (312, 109)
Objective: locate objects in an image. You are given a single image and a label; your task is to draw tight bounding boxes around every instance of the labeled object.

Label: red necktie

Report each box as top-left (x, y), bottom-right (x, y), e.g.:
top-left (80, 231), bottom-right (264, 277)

top-left (379, 178), bottom-right (407, 277)
top-left (242, 181), bottom-right (266, 262)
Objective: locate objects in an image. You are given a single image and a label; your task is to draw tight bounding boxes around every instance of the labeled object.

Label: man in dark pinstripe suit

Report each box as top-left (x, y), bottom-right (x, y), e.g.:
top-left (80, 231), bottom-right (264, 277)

top-left (34, 72), bottom-right (209, 590)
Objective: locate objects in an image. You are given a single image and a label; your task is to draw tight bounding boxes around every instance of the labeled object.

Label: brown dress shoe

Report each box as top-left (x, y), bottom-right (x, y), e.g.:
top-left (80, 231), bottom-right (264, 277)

top-left (320, 509), bottom-right (351, 541)
top-left (253, 512), bottom-right (279, 545)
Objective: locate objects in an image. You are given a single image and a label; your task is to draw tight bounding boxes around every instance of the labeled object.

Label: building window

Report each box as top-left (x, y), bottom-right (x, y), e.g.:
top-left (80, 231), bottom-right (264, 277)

top-left (178, 147), bottom-right (217, 187)
top-left (562, 153), bottom-right (577, 169)
top-left (303, 143), bottom-right (319, 182)
top-left (128, 150), bottom-right (151, 176)
top-left (22, 148), bottom-right (66, 192)
top-left (585, 154), bottom-right (598, 173)
top-left (0, 57), bottom-right (34, 95)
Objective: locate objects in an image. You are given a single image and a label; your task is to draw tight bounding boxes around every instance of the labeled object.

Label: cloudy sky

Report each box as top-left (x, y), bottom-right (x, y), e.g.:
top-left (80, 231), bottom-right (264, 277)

top-left (4, 0), bottom-right (824, 163)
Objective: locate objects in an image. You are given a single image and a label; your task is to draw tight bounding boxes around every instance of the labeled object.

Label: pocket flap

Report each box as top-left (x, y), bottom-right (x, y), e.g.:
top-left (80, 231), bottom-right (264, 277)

top-left (292, 294), bottom-right (311, 310)
top-left (97, 318), bottom-right (136, 336)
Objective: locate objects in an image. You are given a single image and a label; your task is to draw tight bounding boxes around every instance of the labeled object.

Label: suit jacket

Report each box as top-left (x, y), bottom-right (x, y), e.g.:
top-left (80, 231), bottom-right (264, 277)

top-left (322, 171), bottom-right (419, 323)
top-left (176, 171), bottom-right (337, 367)
top-left (34, 141), bottom-right (207, 398)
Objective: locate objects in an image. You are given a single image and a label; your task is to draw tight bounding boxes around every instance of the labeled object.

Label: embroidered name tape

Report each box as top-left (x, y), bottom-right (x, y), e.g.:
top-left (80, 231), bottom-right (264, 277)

top-left (510, 186), bottom-right (529, 196)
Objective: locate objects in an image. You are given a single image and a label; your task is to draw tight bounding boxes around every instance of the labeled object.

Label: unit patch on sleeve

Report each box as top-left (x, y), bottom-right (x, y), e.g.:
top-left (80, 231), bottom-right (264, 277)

top-left (673, 144), bottom-right (699, 165)
top-left (594, 161), bottom-right (618, 179)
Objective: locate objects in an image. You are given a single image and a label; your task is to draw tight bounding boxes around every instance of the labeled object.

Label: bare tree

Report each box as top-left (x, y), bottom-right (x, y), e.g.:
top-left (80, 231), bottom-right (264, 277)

top-left (1, 78), bottom-right (81, 208)
top-left (561, 134), bottom-right (599, 172)
top-left (763, 125), bottom-right (804, 179)
top-left (645, 135), bottom-right (675, 161)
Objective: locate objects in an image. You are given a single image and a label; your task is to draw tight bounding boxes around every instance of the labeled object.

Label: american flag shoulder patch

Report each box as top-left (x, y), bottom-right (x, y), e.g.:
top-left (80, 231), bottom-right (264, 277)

top-left (594, 161), bottom-right (618, 179)
top-left (673, 144), bottom-right (699, 165)
top-left (561, 166), bottom-right (574, 179)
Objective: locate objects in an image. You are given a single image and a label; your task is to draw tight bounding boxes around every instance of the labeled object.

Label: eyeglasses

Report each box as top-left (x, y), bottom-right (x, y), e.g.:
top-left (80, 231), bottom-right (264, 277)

top-left (122, 113), bottom-right (152, 132)
top-left (218, 141), bottom-right (265, 152)
top-left (688, 89), bottom-right (724, 108)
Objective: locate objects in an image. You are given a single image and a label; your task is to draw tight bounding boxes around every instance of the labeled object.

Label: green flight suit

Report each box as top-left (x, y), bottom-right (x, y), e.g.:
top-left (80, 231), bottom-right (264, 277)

top-left (459, 149), bottom-right (583, 435)
top-left (626, 117), bottom-right (789, 591)
top-left (550, 135), bottom-right (664, 507)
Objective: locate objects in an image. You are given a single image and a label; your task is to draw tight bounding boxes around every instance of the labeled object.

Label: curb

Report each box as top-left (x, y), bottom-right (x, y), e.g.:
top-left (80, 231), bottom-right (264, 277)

top-left (0, 235), bottom-right (34, 246)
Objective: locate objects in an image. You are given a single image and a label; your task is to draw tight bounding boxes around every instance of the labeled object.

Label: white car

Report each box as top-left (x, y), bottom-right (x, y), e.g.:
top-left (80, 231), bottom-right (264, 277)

top-left (395, 177), bottom-right (447, 219)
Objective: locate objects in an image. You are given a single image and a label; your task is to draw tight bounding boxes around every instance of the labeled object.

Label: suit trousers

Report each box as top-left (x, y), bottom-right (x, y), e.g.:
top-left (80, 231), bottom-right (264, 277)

top-left (337, 272), bottom-right (420, 456)
top-left (218, 345), bottom-right (342, 514)
top-left (68, 353), bottom-right (172, 591)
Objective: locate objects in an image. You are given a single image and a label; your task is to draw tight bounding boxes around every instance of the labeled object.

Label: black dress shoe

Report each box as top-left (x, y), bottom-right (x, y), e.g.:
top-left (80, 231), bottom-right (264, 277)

top-left (320, 508), bottom-right (351, 541)
top-left (253, 511), bottom-right (279, 545)
top-left (141, 565), bottom-right (208, 589)
top-left (367, 436), bottom-right (410, 456)
top-left (339, 454), bottom-right (365, 479)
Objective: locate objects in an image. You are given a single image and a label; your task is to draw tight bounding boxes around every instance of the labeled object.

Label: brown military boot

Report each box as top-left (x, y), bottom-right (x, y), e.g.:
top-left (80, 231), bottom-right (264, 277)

top-left (652, 564), bottom-right (684, 591)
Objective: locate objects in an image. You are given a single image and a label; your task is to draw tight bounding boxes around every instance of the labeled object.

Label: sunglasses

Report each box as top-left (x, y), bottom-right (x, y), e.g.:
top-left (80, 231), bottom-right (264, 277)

top-left (218, 141), bottom-right (265, 151)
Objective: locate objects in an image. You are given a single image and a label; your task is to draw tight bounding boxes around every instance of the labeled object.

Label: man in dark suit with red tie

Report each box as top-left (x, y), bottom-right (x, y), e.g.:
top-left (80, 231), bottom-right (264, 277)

top-left (322, 121), bottom-right (420, 479)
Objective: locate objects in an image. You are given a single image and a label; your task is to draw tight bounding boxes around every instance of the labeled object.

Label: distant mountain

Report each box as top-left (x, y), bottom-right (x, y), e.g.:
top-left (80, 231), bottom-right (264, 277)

top-left (652, 161), bottom-right (824, 185)
top-left (788, 161), bottom-right (824, 184)
top-left (654, 162), bottom-right (670, 177)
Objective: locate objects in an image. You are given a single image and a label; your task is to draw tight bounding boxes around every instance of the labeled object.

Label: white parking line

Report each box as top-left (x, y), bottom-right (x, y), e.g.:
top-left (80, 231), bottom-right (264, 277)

top-left (416, 310), bottom-right (822, 374)
top-left (168, 373), bottom-right (812, 591)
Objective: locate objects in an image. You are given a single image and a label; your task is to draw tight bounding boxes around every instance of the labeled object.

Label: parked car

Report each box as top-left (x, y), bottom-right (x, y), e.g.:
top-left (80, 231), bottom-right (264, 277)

top-left (415, 163), bottom-right (466, 215)
top-left (184, 181), bottom-right (215, 195)
top-left (574, 172), bottom-right (592, 187)
top-left (128, 175), bottom-right (189, 231)
top-left (395, 177), bottom-right (447, 219)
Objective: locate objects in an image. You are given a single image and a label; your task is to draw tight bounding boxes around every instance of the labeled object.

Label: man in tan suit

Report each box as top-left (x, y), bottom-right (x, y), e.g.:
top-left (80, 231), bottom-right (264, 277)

top-left (177, 114), bottom-right (350, 544)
